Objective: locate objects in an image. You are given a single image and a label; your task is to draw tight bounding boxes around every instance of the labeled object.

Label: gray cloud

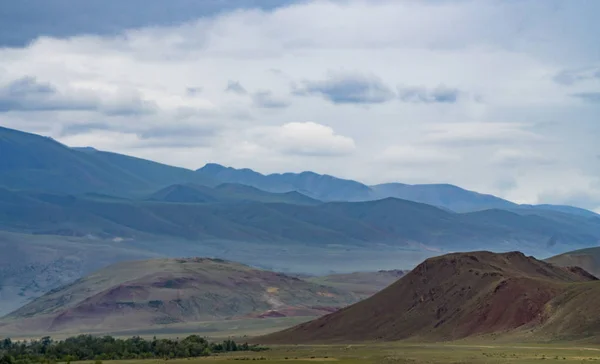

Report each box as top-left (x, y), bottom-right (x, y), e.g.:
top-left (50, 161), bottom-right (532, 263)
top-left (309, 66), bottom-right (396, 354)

top-left (60, 122), bottom-right (111, 136)
top-left (397, 85), bottom-right (460, 104)
top-left (0, 76), bottom-right (157, 115)
top-left (554, 67), bottom-right (600, 85)
top-left (572, 92), bottom-right (600, 103)
top-left (0, 77), bottom-right (92, 112)
top-left (186, 87), bottom-right (203, 96)
top-left (293, 73), bottom-right (396, 104)
top-left (225, 80), bottom-right (247, 95)
top-left (252, 91), bottom-right (290, 109)
top-left (0, 0), bottom-right (297, 47)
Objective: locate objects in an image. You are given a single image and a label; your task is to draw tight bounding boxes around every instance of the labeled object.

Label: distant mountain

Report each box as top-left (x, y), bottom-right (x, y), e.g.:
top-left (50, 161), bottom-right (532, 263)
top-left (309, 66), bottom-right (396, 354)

top-left (1, 126), bottom-right (597, 217)
top-left (197, 163), bottom-right (599, 217)
top-left (257, 251), bottom-right (599, 344)
top-left (520, 204), bottom-right (600, 218)
top-left (0, 126), bottom-right (216, 196)
top-left (1, 188), bottom-right (599, 254)
top-left (0, 258), bottom-right (356, 334)
top-left (197, 163), bottom-right (372, 201)
top-left (148, 183), bottom-right (319, 205)
top-left (370, 183), bottom-right (517, 212)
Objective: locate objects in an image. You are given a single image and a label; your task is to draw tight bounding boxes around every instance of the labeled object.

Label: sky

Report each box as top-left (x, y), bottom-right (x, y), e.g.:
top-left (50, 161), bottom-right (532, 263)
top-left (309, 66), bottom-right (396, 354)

top-left (0, 0), bottom-right (599, 211)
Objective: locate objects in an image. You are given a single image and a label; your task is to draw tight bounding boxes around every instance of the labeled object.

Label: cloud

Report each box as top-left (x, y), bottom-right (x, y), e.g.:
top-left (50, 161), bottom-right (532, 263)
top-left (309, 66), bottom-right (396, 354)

top-left (491, 149), bottom-right (555, 167)
top-left (378, 145), bottom-right (460, 165)
top-left (0, 76), bottom-right (157, 115)
top-left (186, 87), bottom-right (203, 96)
top-left (293, 73), bottom-right (395, 104)
top-left (421, 123), bottom-right (545, 146)
top-left (60, 122), bottom-right (111, 136)
top-left (252, 90), bottom-right (290, 108)
top-left (225, 80), bottom-right (247, 95)
top-left (0, 0), bottom-right (296, 47)
top-left (554, 66), bottom-right (600, 85)
top-left (572, 92), bottom-right (600, 103)
top-left (251, 122), bottom-right (355, 156)
top-left (397, 85), bottom-right (461, 103)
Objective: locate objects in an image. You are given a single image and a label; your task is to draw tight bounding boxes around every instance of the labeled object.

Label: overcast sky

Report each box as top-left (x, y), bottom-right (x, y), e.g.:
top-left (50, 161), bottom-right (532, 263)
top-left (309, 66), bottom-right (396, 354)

top-left (1, 0), bottom-right (599, 211)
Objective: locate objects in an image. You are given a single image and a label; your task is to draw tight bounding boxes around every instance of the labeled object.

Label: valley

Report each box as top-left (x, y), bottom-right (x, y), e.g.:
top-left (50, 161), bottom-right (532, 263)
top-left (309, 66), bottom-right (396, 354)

top-left (2, 126), bottom-right (600, 356)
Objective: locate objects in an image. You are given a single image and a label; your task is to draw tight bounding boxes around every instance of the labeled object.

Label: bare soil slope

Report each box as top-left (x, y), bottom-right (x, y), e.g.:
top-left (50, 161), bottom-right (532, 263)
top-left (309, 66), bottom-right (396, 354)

top-left (257, 251), bottom-right (598, 344)
top-left (0, 258), bottom-right (356, 334)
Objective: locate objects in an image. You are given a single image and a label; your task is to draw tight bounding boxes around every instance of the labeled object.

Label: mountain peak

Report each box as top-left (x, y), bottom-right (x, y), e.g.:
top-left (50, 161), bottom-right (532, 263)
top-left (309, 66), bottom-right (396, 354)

top-left (198, 163), bottom-right (228, 173)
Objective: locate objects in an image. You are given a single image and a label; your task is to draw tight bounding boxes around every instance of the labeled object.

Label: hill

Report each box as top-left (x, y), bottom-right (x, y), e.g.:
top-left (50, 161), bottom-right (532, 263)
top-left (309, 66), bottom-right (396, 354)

top-left (0, 126), bottom-right (215, 196)
top-left (148, 183), bottom-right (319, 205)
top-left (256, 251), bottom-right (599, 344)
top-left (0, 258), bottom-right (357, 334)
top-left (546, 247), bottom-right (600, 278)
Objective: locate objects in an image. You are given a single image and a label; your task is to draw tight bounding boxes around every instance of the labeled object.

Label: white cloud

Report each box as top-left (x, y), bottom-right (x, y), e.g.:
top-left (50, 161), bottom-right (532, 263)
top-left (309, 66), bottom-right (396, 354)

top-left (379, 145), bottom-right (460, 165)
top-left (0, 0), bottom-right (598, 208)
top-left (249, 122), bottom-right (356, 157)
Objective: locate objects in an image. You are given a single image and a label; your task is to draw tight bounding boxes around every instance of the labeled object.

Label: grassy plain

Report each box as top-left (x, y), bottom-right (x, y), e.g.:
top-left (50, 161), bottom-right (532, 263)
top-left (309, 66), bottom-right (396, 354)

top-left (89, 343), bottom-right (600, 364)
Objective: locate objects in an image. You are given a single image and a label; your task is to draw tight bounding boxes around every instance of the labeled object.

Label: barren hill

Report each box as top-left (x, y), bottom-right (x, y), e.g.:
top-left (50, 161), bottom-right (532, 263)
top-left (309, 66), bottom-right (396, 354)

top-left (546, 247), bottom-right (600, 278)
top-left (0, 258), bottom-right (356, 334)
top-left (257, 251), bottom-right (599, 344)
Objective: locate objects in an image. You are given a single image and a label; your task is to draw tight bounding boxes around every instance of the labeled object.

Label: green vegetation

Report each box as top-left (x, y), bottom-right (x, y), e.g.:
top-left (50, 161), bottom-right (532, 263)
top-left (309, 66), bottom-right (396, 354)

top-left (0, 334), bottom-right (264, 363)
top-left (5, 343), bottom-right (596, 364)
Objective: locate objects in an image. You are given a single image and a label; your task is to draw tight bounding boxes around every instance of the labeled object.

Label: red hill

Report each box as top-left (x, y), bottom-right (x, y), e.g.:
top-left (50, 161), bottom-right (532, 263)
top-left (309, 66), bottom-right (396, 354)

top-left (257, 251), bottom-right (598, 343)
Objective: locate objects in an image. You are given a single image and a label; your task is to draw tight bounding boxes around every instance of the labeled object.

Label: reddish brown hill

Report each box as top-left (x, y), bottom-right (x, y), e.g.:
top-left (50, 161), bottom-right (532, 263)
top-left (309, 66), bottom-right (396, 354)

top-left (256, 251), bottom-right (597, 344)
top-left (0, 258), bottom-right (357, 334)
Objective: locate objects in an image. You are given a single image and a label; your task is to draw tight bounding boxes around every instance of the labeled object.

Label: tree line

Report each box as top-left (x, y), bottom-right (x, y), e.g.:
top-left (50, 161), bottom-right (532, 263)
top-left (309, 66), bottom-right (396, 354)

top-left (0, 334), bottom-right (266, 363)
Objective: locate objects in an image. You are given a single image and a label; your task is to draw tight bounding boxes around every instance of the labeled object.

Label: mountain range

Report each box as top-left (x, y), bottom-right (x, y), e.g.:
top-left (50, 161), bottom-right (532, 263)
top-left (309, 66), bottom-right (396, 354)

top-left (2, 126), bottom-right (597, 216)
top-left (2, 125), bottom-right (600, 321)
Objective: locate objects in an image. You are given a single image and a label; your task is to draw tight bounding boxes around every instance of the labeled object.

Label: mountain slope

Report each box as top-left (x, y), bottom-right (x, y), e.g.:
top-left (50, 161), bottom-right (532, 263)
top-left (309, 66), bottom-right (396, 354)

top-left (1, 258), bottom-right (357, 333)
top-left (546, 247), bottom-right (600, 278)
top-left (1, 189), bottom-right (600, 254)
top-left (257, 251), bottom-right (598, 344)
top-left (0, 126), bottom-right (216, 196)
top-left (148, 183), bottom-right (319, 205)
top-left (370, 183), bottom-right (517, 212)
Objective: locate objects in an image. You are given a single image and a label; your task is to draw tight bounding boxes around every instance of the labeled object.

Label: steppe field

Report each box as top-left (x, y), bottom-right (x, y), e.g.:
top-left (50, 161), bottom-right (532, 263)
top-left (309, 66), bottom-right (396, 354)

top-left (89, 343), bottom-right (600, 364)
